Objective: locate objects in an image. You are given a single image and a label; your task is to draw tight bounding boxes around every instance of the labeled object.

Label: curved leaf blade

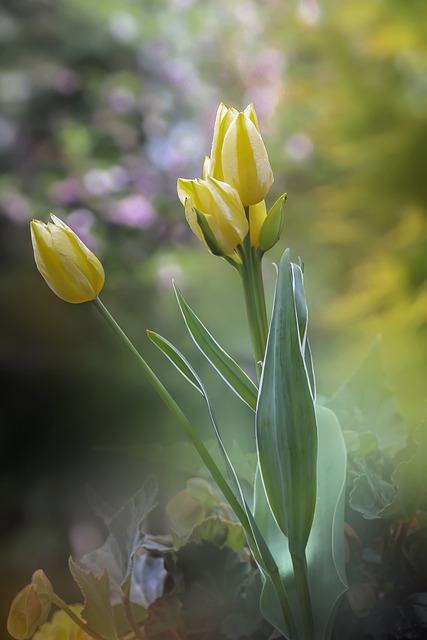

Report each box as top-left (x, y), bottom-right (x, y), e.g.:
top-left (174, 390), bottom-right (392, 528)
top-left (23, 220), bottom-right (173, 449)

top-left (174, 284), bottom-right (258, 411)
top-left (147, 329), bottom-right (284, 579)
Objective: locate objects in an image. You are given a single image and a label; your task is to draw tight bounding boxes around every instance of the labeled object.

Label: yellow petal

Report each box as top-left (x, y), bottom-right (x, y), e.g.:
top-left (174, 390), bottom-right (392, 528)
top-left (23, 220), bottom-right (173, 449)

top-left (30, 216), bottom-right (105, 304)
top-left (249, 200), bottom-right (267, 248)
top-left (221, 112), bottom-right (274, 206)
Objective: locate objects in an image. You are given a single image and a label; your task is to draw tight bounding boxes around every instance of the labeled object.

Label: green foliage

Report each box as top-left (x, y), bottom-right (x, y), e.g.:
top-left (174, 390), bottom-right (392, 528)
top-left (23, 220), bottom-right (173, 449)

top-left (256, 250), bottom-right (317, 552)
top-left (173, 285), bottom-right (258, 411)
top-left (255, 406), bottom-right (347, 640)
top-left (259, 194), bottom-right (287, 253)
top-left (69, 562), bottom-right (117, 640)
top-left (325, 338), bottom-right (407, 457)
top-left (79, 477), bottom-right (158, 590)
top-left (326, 338), bottom-right (427, 525)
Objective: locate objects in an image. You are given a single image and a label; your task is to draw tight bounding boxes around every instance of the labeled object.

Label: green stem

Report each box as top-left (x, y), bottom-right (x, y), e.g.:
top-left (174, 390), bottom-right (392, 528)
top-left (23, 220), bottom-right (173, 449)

top-left (52, 594), bottom-right (108, 640)
top-left (92, 297), bottom-right (261, 560)
top-left (269, 569), bottom-right (300, 640)
top-left (238, 231), bottom-right (269, 380)
top-left (291, 552), bottom-right (314, 640)
top-left (121, 591), bottom-right (144, 640)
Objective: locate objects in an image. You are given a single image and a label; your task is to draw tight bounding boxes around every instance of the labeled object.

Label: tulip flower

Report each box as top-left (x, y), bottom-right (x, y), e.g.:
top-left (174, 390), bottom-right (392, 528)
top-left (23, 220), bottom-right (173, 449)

top-left (207, 103), bottom-right (274, 206)
top-left (30, 215), bottom-right (105, 303)
top-left (177, 175), bottom-right (248, 258)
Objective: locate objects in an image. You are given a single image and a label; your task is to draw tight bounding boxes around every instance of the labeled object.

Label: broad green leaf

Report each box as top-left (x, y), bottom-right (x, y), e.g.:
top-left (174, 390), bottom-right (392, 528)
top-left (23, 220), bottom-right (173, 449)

top-left (305, 407), bottom-right (348, 640)
top-left (343, 430), bottom-right (379, 459)
top-left (69, 560), bottom-right (117, 640)
top-left (379, 419), bottom-right (427, 519)
top-left (230, 440), bottom-right (257, 487)
top-left (255, 406), bottom-right (347, 640)
top-left (174, 284), bottom-right (258, 410)
top-left (79, 477), bottom-right (158, 590)
top-left (144, 594), bottom-right (183, 640)
top-left (112, 602), bottom-right (147, 638)
top-left (256, 249), bottom-right (317, 554)
top-left (349, 460), bottom-right (396, 519)
top-left (188, 516), bottom-right (246, 552)
top-left (175, 542), bottom-right (249, 630)
top-left (325, 337), bottom-right (406, 456)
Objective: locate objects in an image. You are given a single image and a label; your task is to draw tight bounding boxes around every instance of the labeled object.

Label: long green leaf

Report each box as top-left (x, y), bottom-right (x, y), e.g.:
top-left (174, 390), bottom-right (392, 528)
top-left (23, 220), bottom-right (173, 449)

top-left (256, 249), bottom-right (318, 554)
top-left (254, 406), bottom-right (347, 640)
top-left (174, 284), bottom-right (258, 411)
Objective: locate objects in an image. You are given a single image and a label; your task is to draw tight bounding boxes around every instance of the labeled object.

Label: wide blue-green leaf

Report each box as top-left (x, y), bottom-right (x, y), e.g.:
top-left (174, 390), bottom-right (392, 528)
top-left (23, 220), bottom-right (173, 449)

top-left (174, 284), bottom-right (258, 411)
top-left (256, 249), bottom-right (317, 555)
top-left (254, 406), bottom-right (347, 640)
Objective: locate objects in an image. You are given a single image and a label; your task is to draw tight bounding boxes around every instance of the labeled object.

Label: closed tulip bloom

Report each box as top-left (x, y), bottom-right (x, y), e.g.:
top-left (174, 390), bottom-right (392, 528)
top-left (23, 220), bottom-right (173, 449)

top-left (30, 215), bottom-right (105, 303)
top-left (177, 176), bottom-right (248, 257)
top-left (209, 103), bottom-right (274, 206)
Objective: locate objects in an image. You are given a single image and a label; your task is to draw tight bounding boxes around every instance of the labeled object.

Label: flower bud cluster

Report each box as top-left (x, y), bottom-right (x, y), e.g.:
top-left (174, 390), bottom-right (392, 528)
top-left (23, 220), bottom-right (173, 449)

top-left (178, 102), bottom-right (284, 260)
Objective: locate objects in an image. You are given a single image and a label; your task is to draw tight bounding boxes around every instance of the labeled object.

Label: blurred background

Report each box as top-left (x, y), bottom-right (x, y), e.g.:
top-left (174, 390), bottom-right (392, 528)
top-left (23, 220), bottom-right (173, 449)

top-left (1, 0), bottom-right (426, 633)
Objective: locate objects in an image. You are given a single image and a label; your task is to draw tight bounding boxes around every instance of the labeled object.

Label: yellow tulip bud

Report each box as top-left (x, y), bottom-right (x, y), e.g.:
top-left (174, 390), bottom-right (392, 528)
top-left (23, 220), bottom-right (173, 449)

top-left (30, 215), bottom-right (105, 304)
top-left (7, 584), bottom-right (49, 639)
top-left (177, 176), bottom-right (248, 258)
top-left (209, 103), bottom-right (274, 206)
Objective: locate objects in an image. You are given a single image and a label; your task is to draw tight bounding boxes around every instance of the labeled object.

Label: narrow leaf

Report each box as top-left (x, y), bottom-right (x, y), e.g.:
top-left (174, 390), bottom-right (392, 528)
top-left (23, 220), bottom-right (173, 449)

top-left (147, 330), bottom-right (202, 394)
top-left (147, 328), bottom-right (280, 576)
top-left (174, 284), bottom-right (258, 410)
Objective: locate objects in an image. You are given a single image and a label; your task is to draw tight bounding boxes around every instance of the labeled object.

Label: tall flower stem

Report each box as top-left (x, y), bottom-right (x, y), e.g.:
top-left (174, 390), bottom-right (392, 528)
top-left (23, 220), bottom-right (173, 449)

top-left (237, 228), bottom-right (269, 380)
top-left (291, 552), bottom-right (315, 640)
